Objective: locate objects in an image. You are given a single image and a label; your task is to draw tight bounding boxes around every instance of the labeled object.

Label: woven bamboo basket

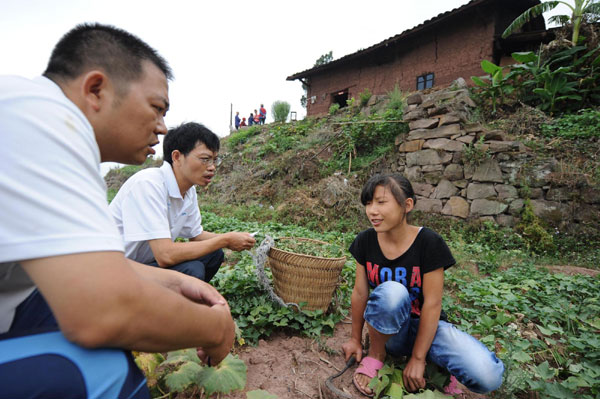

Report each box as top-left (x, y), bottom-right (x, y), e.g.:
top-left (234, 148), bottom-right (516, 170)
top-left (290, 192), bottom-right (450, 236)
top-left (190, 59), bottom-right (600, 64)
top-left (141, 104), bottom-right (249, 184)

top-left (267, 237), bottom-right (346, 311)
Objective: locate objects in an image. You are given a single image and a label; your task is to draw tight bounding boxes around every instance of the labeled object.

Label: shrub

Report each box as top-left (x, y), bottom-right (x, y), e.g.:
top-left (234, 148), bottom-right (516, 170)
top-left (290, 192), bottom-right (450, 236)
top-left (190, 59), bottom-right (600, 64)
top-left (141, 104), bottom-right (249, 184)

top-left (329, 103), bottom-right (340, 115)
top-left (271, 101), bottom-right (290, 123)
top-left (516, 199), bottom-right (556, 254)
top-left (358, 88), bottom-right (372, 107)
top-left (386, 84), bottom-right (405, 111)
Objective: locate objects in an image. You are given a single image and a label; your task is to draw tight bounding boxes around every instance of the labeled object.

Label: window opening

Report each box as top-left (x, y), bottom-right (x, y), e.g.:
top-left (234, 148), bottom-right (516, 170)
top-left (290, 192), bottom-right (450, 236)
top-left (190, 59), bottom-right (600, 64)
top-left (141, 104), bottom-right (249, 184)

top-left (417, 73), bottom-right (434, 90)
top-left (332, 90), bottom-right (349, 108)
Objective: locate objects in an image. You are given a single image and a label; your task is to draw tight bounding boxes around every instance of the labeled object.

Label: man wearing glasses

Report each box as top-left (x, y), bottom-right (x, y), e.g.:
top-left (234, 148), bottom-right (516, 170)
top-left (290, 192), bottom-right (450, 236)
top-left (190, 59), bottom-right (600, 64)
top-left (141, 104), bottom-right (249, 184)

top-left (110, 122), bottom-right (256, 282)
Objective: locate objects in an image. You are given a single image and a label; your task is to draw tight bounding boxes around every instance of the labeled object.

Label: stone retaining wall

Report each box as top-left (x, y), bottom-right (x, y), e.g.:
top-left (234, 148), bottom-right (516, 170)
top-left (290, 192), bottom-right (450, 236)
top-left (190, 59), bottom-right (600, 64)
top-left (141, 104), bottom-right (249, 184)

top-left (392, 84), bottom-right (599, 229)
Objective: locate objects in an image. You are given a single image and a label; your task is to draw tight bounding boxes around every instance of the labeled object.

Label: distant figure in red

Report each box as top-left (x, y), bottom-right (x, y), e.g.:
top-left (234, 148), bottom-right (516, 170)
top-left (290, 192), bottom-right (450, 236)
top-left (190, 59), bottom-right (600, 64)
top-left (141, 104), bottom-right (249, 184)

top-left (240, 117), bottom-right (247, 127)
top-left (259, 104), bottom-right (267, 125)
top-left (253, 109), bottom-right (260, 125)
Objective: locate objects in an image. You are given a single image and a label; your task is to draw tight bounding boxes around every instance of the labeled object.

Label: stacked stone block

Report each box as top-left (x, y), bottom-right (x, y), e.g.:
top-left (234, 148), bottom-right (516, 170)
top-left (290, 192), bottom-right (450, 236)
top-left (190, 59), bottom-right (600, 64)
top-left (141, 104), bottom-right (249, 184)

top-left (393, 87), bottom-right (599, 227)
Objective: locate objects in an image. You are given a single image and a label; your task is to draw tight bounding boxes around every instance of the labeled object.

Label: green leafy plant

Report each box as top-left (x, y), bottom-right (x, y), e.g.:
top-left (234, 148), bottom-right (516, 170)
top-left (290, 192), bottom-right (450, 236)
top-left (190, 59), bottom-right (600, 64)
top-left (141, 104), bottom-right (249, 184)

top-left (136, 350), bottom-right (247, 398)
top-left (471, 60), bottom-right (515, 113)
top-left (541, 108), bottom-right (600, 138)
top-left (445, 263), bottom-right (600, 398)
top-left (329, 103), bottom-right (340, 115)
top-left (158, 350), bottom-right (246, 398)
top-left (516, 199), bottom-right (556, 254)
top-left (473, 42), bottom-right (600, 115)
top-left (346, 96), bottom-right (356, 108)
top-left (532, 65), bottom-right (581, 114)
top-left (367, 361), bottom-right (450, 399)
top-left (359, 88), bottom-right (373, 107)
top-left (271, 101), bottom-right (291, 123)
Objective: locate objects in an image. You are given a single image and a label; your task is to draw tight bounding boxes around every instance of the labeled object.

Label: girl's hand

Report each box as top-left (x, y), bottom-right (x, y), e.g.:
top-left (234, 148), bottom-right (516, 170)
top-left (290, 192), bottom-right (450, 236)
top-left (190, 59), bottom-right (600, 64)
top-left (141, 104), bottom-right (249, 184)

top-left (403, 356), bottom-right (426, 392)
top-left (342, 338), bottom-right (363, 362)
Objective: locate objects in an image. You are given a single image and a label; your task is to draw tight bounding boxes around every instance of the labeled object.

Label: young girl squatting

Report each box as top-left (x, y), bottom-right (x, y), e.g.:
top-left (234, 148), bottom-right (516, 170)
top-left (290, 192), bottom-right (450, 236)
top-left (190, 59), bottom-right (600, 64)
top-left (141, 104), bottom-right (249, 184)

top-left (342, 174), bottom-right (504, 396)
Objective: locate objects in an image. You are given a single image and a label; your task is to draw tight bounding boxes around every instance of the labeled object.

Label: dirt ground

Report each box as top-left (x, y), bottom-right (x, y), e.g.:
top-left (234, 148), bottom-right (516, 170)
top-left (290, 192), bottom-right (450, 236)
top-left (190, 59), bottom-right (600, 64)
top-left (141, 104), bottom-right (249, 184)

top-left (229, 320), bottom-right (485, 399)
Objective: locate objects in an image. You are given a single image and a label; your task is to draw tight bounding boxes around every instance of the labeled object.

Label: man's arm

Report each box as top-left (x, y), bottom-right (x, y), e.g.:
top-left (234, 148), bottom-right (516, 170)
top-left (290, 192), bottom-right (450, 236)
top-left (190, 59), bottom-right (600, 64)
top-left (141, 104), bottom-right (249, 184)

top-left (127, 259), bottom-right (226, 306)
top-left (21, 251), bottom-right (235, 363)
top-left (149, 232), bottom-right (255, 267)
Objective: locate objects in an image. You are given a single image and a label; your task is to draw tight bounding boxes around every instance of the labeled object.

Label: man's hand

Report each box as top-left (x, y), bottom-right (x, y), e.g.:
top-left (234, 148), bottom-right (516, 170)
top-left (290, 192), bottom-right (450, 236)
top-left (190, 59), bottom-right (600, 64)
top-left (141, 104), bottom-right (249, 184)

top-left (224, 232), bottom-right (256, 252)
top-left (177, 274), bottom-right (227, 306)
top-left (403, 356), bottom-right (427, 392)
top-left (342, 338), bottom-right (363, 363)
top-left (196, 303), bottom-right (235, 365)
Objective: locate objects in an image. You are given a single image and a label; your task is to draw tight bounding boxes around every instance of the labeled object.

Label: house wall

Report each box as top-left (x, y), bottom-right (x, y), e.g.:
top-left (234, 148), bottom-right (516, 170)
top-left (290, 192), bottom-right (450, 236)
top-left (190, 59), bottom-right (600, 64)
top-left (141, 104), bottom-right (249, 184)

top-left (306, 11), bottom-right (496, 116)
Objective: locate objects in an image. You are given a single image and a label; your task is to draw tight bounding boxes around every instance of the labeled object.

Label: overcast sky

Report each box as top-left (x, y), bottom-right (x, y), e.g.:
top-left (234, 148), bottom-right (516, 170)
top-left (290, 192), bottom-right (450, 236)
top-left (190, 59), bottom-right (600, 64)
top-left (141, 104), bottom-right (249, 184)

top-left (2, 0), bottom-right (568, 173)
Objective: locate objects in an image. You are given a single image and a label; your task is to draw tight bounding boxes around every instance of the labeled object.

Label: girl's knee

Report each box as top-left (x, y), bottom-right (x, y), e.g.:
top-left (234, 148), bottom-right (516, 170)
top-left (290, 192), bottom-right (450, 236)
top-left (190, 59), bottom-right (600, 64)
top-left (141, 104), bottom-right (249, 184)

top-left (368, 281), bottom-right (410, 312)
top-left (364, 282), bottom-right (411, 334)
top-left (465, 355), bottom-right (505, 393)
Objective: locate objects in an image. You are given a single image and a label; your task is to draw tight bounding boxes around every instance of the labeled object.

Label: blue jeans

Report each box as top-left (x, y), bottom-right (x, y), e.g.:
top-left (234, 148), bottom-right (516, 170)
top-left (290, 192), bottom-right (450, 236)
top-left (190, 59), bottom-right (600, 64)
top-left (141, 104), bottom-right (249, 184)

top-left (364, 281), bottom-right (504, 394)
top-left (0, 290), bottom-right (149, 399)
top-left (147, 249), bottom-right (224, 283)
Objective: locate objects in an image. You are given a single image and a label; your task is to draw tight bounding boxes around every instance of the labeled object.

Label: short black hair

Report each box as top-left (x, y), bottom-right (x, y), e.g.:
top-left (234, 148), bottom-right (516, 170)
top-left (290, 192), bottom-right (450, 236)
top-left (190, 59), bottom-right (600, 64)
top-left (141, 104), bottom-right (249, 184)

top-left (43, 23), bottom-right (172, 86)
top-left (360, 174), bottom-right (417, 208)
top-left (163, 122), bottom-right (220, 164)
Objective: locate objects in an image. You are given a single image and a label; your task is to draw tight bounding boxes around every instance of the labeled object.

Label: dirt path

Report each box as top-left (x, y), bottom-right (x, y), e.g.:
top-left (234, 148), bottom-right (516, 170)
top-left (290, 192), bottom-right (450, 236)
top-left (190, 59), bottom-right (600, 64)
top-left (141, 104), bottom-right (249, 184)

top-left (230, 321), bottom-right (484, 399)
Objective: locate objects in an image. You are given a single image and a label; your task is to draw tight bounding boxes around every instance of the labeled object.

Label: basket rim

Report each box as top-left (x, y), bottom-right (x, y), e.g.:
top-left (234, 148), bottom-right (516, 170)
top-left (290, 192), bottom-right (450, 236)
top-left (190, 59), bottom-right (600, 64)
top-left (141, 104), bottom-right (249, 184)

top-left (270, 236), bottom-right (346, 261)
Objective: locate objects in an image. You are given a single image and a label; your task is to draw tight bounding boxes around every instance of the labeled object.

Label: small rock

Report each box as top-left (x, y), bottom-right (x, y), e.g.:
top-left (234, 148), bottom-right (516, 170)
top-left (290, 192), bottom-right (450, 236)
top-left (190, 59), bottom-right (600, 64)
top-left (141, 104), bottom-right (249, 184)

top-left (406, 93), bottom-right (423, 105)
top-left (470, 199), bottom-right (508, 216)
top-left (433, 179), bottom-right (459, 199)
top-left (438, 114), bottom-right (461, 127)
top-left (467, 183), bottom-right (496, 200)
top-left (414, 198), bottom-right (443, 213)
top-left (398, 139), bottom-right (425, 153)
top-left (442, 196), bottom-right (469, 219)
top-left (409, 118), bottom-right (439, 130)
top-left (444, 164), bottom-right (464, 181)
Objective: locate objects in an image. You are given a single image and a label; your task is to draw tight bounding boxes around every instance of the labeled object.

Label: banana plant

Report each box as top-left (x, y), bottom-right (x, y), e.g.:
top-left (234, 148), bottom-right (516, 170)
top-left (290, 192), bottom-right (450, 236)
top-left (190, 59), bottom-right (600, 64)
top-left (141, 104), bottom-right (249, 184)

top-left (502, 0), bottom-right (600, 45)
top-left (533, 66), bottom-right (581, 113)
top-left (471, 60), bottom-right (520, 113)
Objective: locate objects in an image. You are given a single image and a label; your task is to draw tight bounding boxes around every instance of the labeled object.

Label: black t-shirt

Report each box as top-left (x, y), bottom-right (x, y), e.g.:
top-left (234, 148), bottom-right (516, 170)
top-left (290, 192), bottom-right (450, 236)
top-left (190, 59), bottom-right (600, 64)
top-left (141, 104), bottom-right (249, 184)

top-left (349, 227), bottom-right (455, 319)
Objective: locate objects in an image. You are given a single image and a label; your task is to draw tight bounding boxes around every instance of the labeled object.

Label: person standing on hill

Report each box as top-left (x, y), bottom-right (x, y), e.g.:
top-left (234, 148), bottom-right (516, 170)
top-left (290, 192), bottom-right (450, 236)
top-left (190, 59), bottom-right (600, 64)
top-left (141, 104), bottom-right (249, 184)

top-left (0, 23), bottom-right (235, 398)
top-left (253, 109), bottom-right (260, 125)
top-left (259, 104), bottom-right (266, 124)
top-left (248, 112), bottom-right (254, 126)
top-left (234, 111), bottom-right (240, 130)
top-left (109, 122), bottom-right (256, 283)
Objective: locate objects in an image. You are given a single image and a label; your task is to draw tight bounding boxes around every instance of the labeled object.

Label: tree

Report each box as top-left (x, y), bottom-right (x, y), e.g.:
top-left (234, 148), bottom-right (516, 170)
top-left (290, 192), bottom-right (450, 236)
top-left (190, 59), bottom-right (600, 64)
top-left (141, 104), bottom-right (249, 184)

top-left (502, 0), bottom-right (600, 45)
top-left (301, 51), bottom-right (334, 108)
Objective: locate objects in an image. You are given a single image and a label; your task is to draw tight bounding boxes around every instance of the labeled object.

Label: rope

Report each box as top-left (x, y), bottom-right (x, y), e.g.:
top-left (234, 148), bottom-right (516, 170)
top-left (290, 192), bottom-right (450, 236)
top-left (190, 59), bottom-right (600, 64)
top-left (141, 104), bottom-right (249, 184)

top-left (250, 236), bottom-right (300, 310)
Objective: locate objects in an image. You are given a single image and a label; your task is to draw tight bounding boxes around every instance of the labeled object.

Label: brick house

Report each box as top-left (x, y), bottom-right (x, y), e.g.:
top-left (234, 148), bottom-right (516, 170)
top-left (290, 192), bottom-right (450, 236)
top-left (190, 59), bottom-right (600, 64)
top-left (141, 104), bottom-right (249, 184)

top-left (287, 0), bottom-right (551, 116)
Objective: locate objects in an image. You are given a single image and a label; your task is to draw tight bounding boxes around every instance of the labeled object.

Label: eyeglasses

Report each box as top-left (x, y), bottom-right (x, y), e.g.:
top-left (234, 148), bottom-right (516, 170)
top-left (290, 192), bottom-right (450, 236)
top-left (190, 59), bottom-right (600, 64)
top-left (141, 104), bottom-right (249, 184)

top-left (198, 156), bottom-right (222, 166)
